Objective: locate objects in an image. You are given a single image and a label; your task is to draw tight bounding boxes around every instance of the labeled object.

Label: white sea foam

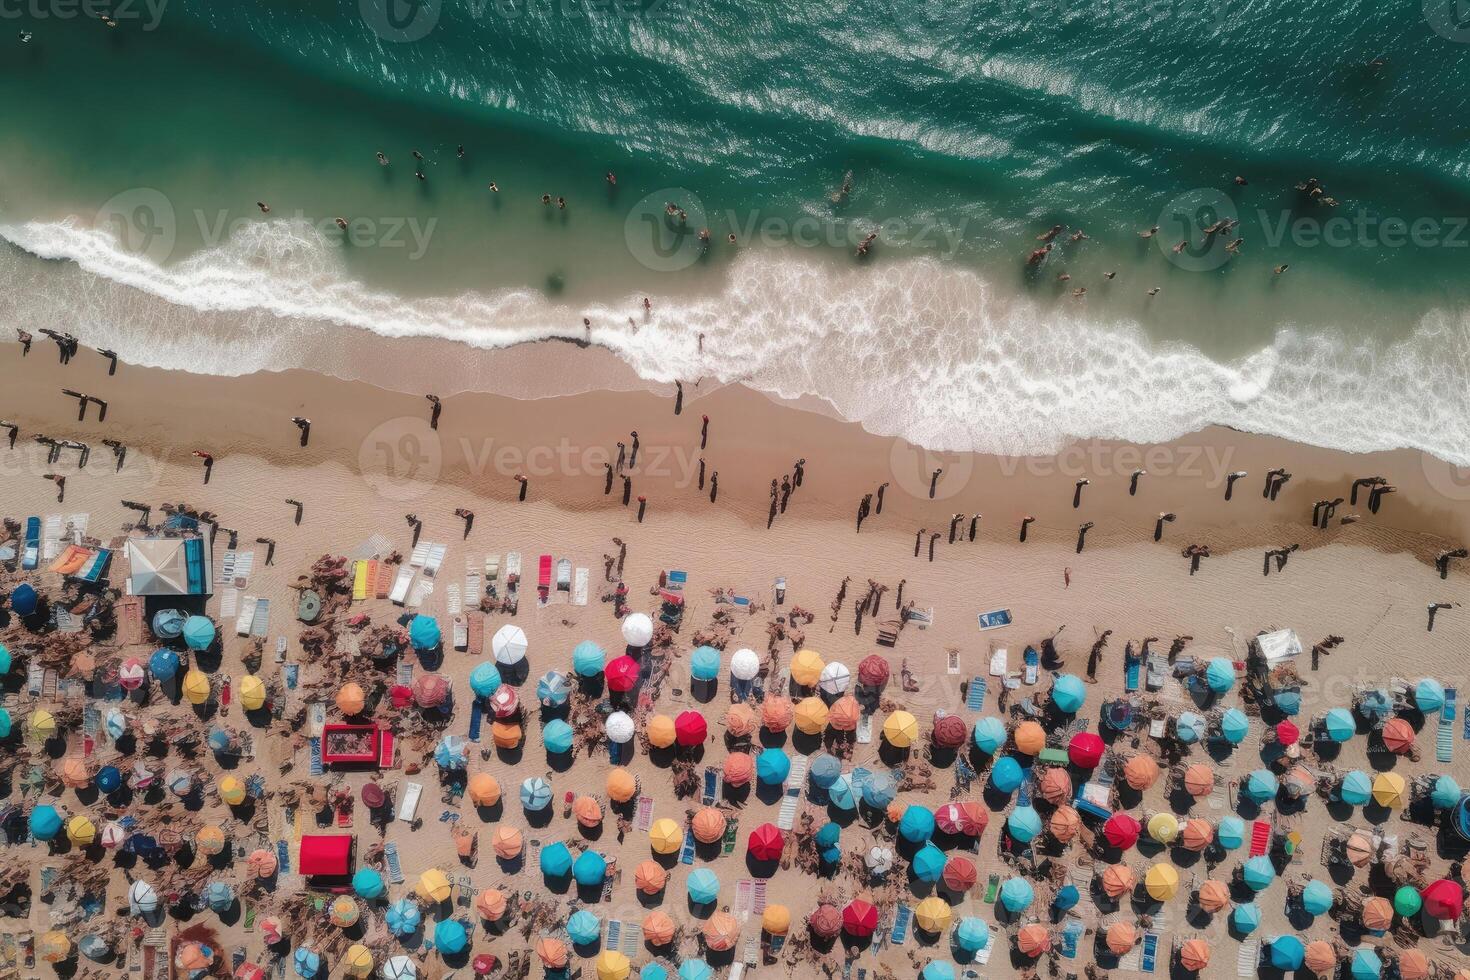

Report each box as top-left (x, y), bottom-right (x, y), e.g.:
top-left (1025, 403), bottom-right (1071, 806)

top-left (2, 216), bottom-right (1467, 465)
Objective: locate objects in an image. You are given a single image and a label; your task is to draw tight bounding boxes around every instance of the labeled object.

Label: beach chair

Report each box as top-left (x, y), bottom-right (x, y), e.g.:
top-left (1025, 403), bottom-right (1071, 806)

top-left (556, 559), bottom-right (571, 594)
top-left (1146, 653), bottom-right (1166, 691)
top-left (389, 566), bottom-right (414, 605)
top-left (309, 737), bottom-right (323, 776)
top-left (702, 768), bottom-right (719, 805)
top-left (966, 677), bottom-right (987, 711)
top-left (786, 754), bottom-right (809, 788)
top-left (424, 543), bottom-right (446, 577)
top-left (1438, 687), bottom-right (1456, 762)
top-left (1249, 821), bottom-right (1271, 857)
top-left (889, 904), bottom-right (912, 945)
top-left (275, 840), bottom-right (291, 876)
top-left (468, 701), bottom-right (483, 743)
top-left (777, 788), bottom-right (801, 830)
top-left (22, 517), bottom-right (40, 570)
top-left (606, 920), bottom-right (621, 950)
top-left (250, 599), bottom-right (270, 637)
top-left (235, 596), bottom-right (258, 637)
top-left (1236, 938), bottom-right (1259, 977)
top-left (537, 555), bottom-right (552, 605)
top-left (1124, 654), bottom-right (1141, 692)
top-left (397, 782), bottom-right (422, 823)
top-left (573, 568), bottom-right (589, 606)
top-left (679, 829), bottom-right (696, 865)
top-left (384, 842), bottom-right (404, 883)
top-left (1140, 932), bottom-right (1158, 972)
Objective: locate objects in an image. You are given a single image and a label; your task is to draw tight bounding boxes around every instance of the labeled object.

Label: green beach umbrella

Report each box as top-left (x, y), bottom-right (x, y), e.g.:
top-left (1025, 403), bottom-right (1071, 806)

top-left (1393, 885), bottom-right (1423, 917)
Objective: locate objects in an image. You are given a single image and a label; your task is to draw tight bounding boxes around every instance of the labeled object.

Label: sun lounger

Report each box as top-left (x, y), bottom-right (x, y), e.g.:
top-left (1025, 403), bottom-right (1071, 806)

top-left (537, 555), bottom-right (552, 605)
top-left (735, 879), bottom-right (752, 919)
top-left (1024, 647), bottom-right (1039, 684)
top-left (410, 542), bottom-right (430, 567)
top-left (352, 561), bottom-right (370, 601)
top-left (235, 596), bottom-right (258, 636)
top-left (309, 737), bottom-right (324, 776)
top-left (1146, 653), bottom-right (1167, 690)
top-left (407, 578), bottom-right (434, 607)
top-left (636, 797), bottom-right (654, 832)
top-left (1438, 687), bottom-right (1456, 762)
top-left (679, 828), bottom-right (696, 865)
top-left (966, 677), bottom-right (987, 710)
top-left (464, 558), bottom-right (481, 609)
top-left (606, 920), bottom-right (622, 950)
top-left (889, 904), bottom-right (912, 945)
top-left (384, 842), bottom-right (404, 883)
top-left (453, 614), bottom-right (468, 651)
top-left (275, 840), bottom-right (291, 876)
top-left (1249, 821), bottom-right (1271, 856)
top-left (785, 754), bottom-right (809, 789)
top-left (977, 608), bottom-right (1012, 630)
top-left (1140, 932), bottom-right (1158, 972)
top-left (424, 543), bottom-right (446, 577)
top-left (573, 568), bottom-right (588, 606)
top-left (556, 558), bottom-right (571, 593)
top-left (1124, 654), bottom-right (1141, 691)
top-left (702, 768), bottom-right (719, 805)
top-left (22, 517), bottom-right (39, 570)
top-left (397, 782), bottom-right (423, 823)
top-left (389, 566), bottom-right (414, 605)
top-left (250, 599), bottom-right (270, 637)
top-left (467, 612), bottom-right (483, 656)
top-left (776, 787), bottom-right (801, 830)
top-left (1236, 938), bottom-right (1259, 976)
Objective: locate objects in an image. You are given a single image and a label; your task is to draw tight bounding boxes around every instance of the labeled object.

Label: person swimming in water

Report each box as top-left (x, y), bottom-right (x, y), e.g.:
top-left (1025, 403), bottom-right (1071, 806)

top-left (377, 151), bottom-right (389, 165)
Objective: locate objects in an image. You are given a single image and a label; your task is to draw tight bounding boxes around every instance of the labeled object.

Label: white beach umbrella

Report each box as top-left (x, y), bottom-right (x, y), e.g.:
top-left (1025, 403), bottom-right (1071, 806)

top-left (129, 880), bottom-right (160, 915)
top-left (381, 956), bottom-right (417, 980)
top-left (819, 661), bottom-right (851, 695)
top-left (621, 613), bottom-right (653, 647)
top-left (865, 846), bottom-right (894, 874)
top-left (730, 648), bottom-right (760, 681)
top-left (605, 711), bottom-right (635, 744)
top-left (491, 624), bottom-right (528, 665)
top-left (100, 821), bottom-right (128, 849)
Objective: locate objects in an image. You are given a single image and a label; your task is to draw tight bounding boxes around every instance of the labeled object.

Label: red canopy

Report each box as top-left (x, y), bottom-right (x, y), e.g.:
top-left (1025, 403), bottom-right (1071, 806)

top-left (1382, 718), bottom-right (1416, 754)
top-left (489, 686), bottom-right (519, 719)
top-left (413, 674), bottom-right (449, 709)
top-left (675, 711), bottom-right (707, 746)
top-left (932, 715), bottom-right (968, 749)
top-left (389, 684), bottom-right (413, 709)
top-left (842, 900), bottom-right (878, 936)
top-left (606, 656), bottom-right (640, 693)
top-left (857, 655), bottom-right (890, 687)
top-left (1068, 731), bottom-right (1105, 768)
top-left (1421, 879), bottom-right (1464, 920)
top-left (299, 834), bottom-right (353, 877)
top-left (935, 802), bottom-right (987, 836)
top-left (941, 856), bottom-right (978, 892)
top-left (235, 965), bottom-right (267, 980)
top-left (1103, 813), bottom-right (1141, 849)
top-left (809, 904), bottom-right (842, 937)
top-left (747, 823), bottom-right (785, 861)
top-left (473, 954), bottom-right (497, 976)
top-left (1275, 720), bottom-right (1300, 746)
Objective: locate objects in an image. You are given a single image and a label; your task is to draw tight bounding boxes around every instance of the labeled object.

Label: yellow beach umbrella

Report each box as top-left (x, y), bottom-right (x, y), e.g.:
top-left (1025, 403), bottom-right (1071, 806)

top-left (762, 905), bottom-right (791, 936)
top-left (1372, 771), bottom-right (1406, 808)
top-left (1147, 812), bottom-right (1179, 844)
top-left (217, 775), bottom-right (247, 806)
top-left (39, 931), bottom-right (70, 963)
top-left (330, 895), bottom-right (361, 928)
top-left (1144, 863), bottom-right (1180, 901)
top-left (28, 709), bottom-right (56, 737)
top-left (649, 818), bottom-right (682, 855)
top-left (882, 710), bottom-right (919, 748)
top-left (914, 896), bottom-right (953, 933)
top-left (238, 674), bottom-right (266, 711)
top-left (66, 815), bottom-right (96, 846)
top-left (195, 824), bottom-right (226, 855)
top-left (595, 950), bottom-right (631, 980)
top-left (416, 868), bottom-right (452, 903)
top-left (791, 649), bottom-right (825, 687)
top-left (794, 697), bottom-right (829, 735)
top-left (344, 944), bottom-right (374, 978)
top-left (182, 669), bottom-right (210, 705)
top-left (646, 715), bottom-right (677, 749)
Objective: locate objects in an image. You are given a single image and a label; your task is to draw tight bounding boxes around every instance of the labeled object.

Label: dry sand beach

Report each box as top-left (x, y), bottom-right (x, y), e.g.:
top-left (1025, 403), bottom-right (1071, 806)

top-left (0, 338), bottom-right (1467, 980)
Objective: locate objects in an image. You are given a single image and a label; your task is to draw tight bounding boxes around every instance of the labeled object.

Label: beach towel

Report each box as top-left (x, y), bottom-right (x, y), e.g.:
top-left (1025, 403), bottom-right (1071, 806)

top-left (250, 599), bottom-right (270, 637)
top-left (309, 737), bottom-right (323, 776)
top-left (235, 596), bottom-right (258, 636)
top-left (464, 558), bottom-right (481, 609)
top-left (889, 904), bottom-right (912, 945)
top-left (1141, 932), bottom-right (1159, 972)
top-left (735, 880), bottom-right (752, 919)
top-left (573, 568), bottom-right (589, 605)
top-left (635, 797), bottom-right (654, 832)
top-left (384, 842), bottom-right (404, 883)
top-left (352, 561), bottom-right (370, 601)
top-left (1236, 939), bottom-right (1259, 977)
top-left (424, 543), bottom-right (447, 577)
top-left (374, 561), bottom-right (393, 599)
top-left (468, 700), bottom-right (483, 743)
top-left (967, 676), bottom-right (987, 710)
top-left (389, 566), bottom-right (414, 604)
top-left (679, 829), bottom-right (696, 865)
top-left (776, 787), bottom-right (801, 830)
top-left (1437, 688), bottom-right (1455, 761)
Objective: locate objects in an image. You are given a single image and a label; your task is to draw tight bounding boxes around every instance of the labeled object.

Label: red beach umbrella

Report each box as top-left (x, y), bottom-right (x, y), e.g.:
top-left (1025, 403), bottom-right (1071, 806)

top-left (606, 656), bottom-right (639, 693)
top-left (389, 684), bottom-right (413, 709)
top-left (1382, 718), bottom-right (1416, 754)
top-left (473, 954), bottom-right (497, 976)
top-left (747, 823), bottom-right (784, 861)
top-left (842, 900), bottom-right (878, 937)
top-left (941, 856), bottom-right (977, 893)
top-left (931, 715), bottom-right (968, 749)
top-left (1275, 720), bottom-right (1300, 746)
top-left (489, 686), bottom-right (519, 719)
top-left (935, 802), bottom-right (987, 836)
top-left (857, 655), bottom-right (890, 688)
top-left (675, 711), bottom-right (707, 747)
top-left (413, 674), bottom-right (449, 709)
top-left (1103, 812), bottom-right (1141, 849)
top-left (1068, 731), bottom-right (1104, 768)
top-left (809, 904), bottom-right (842, 938)
top-left (1421, 879), bottom-right (1464, 920)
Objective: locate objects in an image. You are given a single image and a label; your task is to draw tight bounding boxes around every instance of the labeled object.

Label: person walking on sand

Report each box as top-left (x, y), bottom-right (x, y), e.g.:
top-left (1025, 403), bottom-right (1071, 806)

top-left (622, 475), bottom-right (633, 506)
top-left (1428, 602), bottom-right (1455, 632)
top-left (948, 513), bottom-right (963, 544)
top-left (515, 473), bottom-right (529, 501)
top-left (1225, 470), bottom-right (1247, 501)
top-left (1073, 478), bottom-right (1089, 508)
top-left (290, 416), bottom-right (311, 447)
top-left (674, 380), bottom-right (683, 415)
top-left (616, 441), bottom-right (627, 473)
top-left (875, 482), bottom-right (888, 514)
top-left (15, 330), bottom-right (30, 356)
top-left (968, 514), bottom-right (980, 541)
top-left (768, 496), bottom-right (778, 530)
top-left (1436, 548), bottom-right (1467, 579)
top-left (628, 431), bottom-right (640, 469)
top-left (636, 496), bottom-right (647, 523)
top-left (929, 468), bottom-right (942, 498)
top-left (455, 508), bottom-right (474, 538)
top-left (1129, 469), bottom-right (1145, 496)
top-left (406, 513), bottom-right (423, 547)
top-left (191, 450), bottom-right (214, 484)
top-left (709, 471), bottom-right (718, 503)
top-left (700, 414), bottom-right (709, 450)
top-left (1020, 515), bottom-right (1035, 542)
top-left (780, 476), bottom-right (792, 513)
top-left (914, 529), bottom-right (926, 557)
top-left (697, 458), bottom-right (706, 490)
top-left (1154, 512), bottom-right (1176, 542)
top-left (856, 494), bottom-right (871, 532)
top-left (794, 458), bottom-right (805, 488)
top-left (1075, 521), bottom-right (1093, 553)
top-left (928, 532), bottom-right (940, 562)
top-left (42, 473), bottom-right (65, 503)
top-left (0, 420), bottom-right (17, 450)
top-left (604, 463), bottom-right (614, 495)
top-left (426, 394), bottom-right (441, 430)
top-left (1064, 566), bottom-right (1071, 588)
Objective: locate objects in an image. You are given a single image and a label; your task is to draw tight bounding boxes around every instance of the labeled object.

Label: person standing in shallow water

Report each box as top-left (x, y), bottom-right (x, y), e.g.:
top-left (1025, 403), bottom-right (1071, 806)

top-left (875, 482), bottom-right (888, 514)
top-left (700, 414), bottom-right (709, 450)
top-left (604, 463), bottom-right (614, 495)
top-left (929, 468), bottom-right (942, 498)
top-left (708, 471), bottom-right (718, 503)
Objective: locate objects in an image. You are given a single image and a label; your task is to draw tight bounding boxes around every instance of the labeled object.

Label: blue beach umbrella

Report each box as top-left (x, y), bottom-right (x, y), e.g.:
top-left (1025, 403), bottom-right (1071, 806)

top-left (353, 867), bottom-right (384, 899)
top-left (469, 662), bottom-right (502, 698)
top-left (972, 717), bottom-right (1006, 754)
top-left (1358, 689), bottom-right (1392, 724)
top-left (434, 735), bottom-right (467, 769)
top-left (8, 584), bottom-right (37, 617)
top-left (1217, 816), bottom-right (1246, 850)
top-left (1176, 712), bottom-right (1205, 744)
top-left (573, 851), bottom-right (607, 886)
top-left (1205, 657), bottom-right (1235, 694)
top-left (757, 748), bottom-right (790, 785)
top-left (1268, 935), bottom-right (1304, 970)
top-left (572, 641), bottom-right (605, 678)
top-left (543, 719), bottom-right (574, 754)
top-left (96, 765), bottom-right (122, 793)
top-left (1431, 775), bottom-right (1462, 808)
top-left (1301, 880), bottom-right (1333, 916)
top-left (204, 881), bottom-right (234, 911)
top-left (29, 805), bottom-right (61, 841)
top-left (1244, 769), bottom-right (1278, 803)
top-left (207, 727), bottom-right (234, 753)
top-left (386, 899), bottom-right (421, 936)
top-left (567, 910), bottom-right (602, 945)
top-left (1232, 902), bottom-right (1261, 934)
top-left (954, 916), bottom-right (990, 952)
top-left (183, 616), bottom-right (215, 652)
top-left (408, 615), bottom-right (440, 651)
top-left (642, 965), bottom-right (669, 980)
top-left (809, 753), bottom-right (842, 789)
top-left (1242, 856), bottom-right (1275, 891)
top-left (1053, 885), bottom-right (1079, 912)
top-left (899, 805), bottom-right (936, 843)
top-left (1219, 708), bottom-right (1249, 744)
top-left (434, 919), bottom-right (468, 954)
top-left (1052, 674), bottom-right (1086, 713)
top-left (690, 646), bottom-right (721, 681)
top-left (999, 877), bottom-right (1034, 914)
top-left (149, 649), bottom-right (179, 681)
top-left (152, 608), bottom-right (184, 639)
top-left (536, 670), bottom-right (571, 706)
top-left (1324, 708), bottom-right (1356, 742)
top-left (911, 844), bottom-right (946, 883)
top-left (828, 776), bottom-right (856, 810)
top-left (0, 708), bottom-right (11, 739)
top-left (816, 823), bottom-right (840, 850)
top-left (861, 771), bottom-right (897, 807)
top-left (1350, 949), bottom-right (1382, 980)
top-left (520, 777), bottom-right (552, 811)
top-left (0, 644), bottom-right (9, 675)
top-left (990, 756), bottom-right (1024, 794)
top-left (1274, 690), bottom-right (1301, 716)
top-left (1007, 806), bottom-right (1043, 843)
top-left (921, 963), bottom-right (956, 980)
top-left (293, 947), bottom-right (321, 979)
top-left (539, 842), bottom-right (573, 878)
top-left (677, 961), bottom-right (712, 980)
top-left (1340, 771), bottom-right (1373, 806)
top-left (687, 868), bottom-right (720, 905)
top-left (1415, 678), bottom-right (1446, 714)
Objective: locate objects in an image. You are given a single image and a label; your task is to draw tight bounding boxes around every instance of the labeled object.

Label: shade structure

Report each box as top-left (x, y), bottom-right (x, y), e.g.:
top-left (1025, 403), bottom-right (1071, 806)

top-left (119, 658), bottom-right (146, 690)
top-left (1360, 897), bottom-right (1394, 931)
top-left (293, 947), bottom-right (321, 978)
top-left (1303, 941), bottom-right (1336, 975)
top-left (1038, 767), bottom-right (1072, 804)
top-left (1340, 770), bottom-right (1373, 805)
top-left (642, 911), bottom-right (676, 946)
top-left (533, 939), bottom-right (568, 968)
top-left (809, 904), bottom-right (842, 937)
top-left (914, 896), bottom-right (953, 933)
top-left (543, 719), bottom-right (574, 754)
top-left (1301, 879), bottom-right (1334, 915)
top-left (196, 823), bottom-right (226, 854)
top-left (470, 775), bottom-right (505, 805)
top-left (1382, 718), bottom-right (1415, 753)
top-left (842, 899), bottom-right (878, 936)
top-left (344, 946), bottom-right (373, 979)
top-left (791, 649), bottom-right (825, 687)
top-left (634, 860), bottom-right (667, 895)
top-left (605, 712), bottom-right (635, 744)
top-left (412, 673), bottom-right (449, 709)
top-left (1007, 806), bottom-right (1043, 843)
top-left (1205, 657), bottom-right (1235, 693)
top-left (386, 900), bottom-right (421, 936)
top-left (1052, 673), bottom-right (1086, 712)
top-left (245, 850), bottom-right (277, 881)
top-left (1014, 721), bottom-right (1045, 755)
top-left (942, 856), bottom-right (978, 893)
top-left (129, 880), bottom-right (160, 914)
top-left (416, 868), bottom-right (452, 903)
top-left (899, 805), bottom-right (936, 842)
top-left (866, 845), bottom-right (895, 875)
top-left (1124, 755), bottom-right (1159, 790)
top-left (605, 767), bottom-right (637, 803)
top-left (1323, 707), bottom-right (1356, 741)
top-left (882, 710), bottom-right (919, 747)
top-left (1351, 949), bottom-right (1382, 980)
top-left (723, 752), bottom-right (755, 786)
top-left (1106, 921), bottom-right (1137, 955)
top-left (573, 796), bottom-right (603, 828)
top-left (1372, 771), bottom-right (1407, 808)
top-left (537, 671), bottom-right (571, 706)
top-left (1397, 950), bottom-right (1429, 980)
top-left (827, 775), bottom-right (856, 810)
top-left (1244, 769), bottom-right (1278, 803)
top-left (1416, 677), bottom-right (1446, 712)
top-left (809, 752), bottom-right (842, 788)
top-left (676, 960), bottom-right (710, 980)
top-left (215, 775), bottom-right (245, 805)
top-left (435, 734), bottom-right (468, 769)
top-left (921, 962), bottom-right (955, 980)
top-left (606, 655), bottom-right (640, 692)
top-left (1242, 856), bottom-right (1276, 891)
top-left (596, 951), bottom-right (631, 980)
top-left (329, 895), bottom-right (360, 927)
top-left (1269, 935), bottom-right (1305, 970)
top-left (931, 714), bottom-right (968, 749)
top-left (858, 654), bottom-right (890, 687)
top-left (1016, 924), bottom-right (1050, 957)
top-left (1181, 819), bottom-right (1214, 851)
top-left (182, 669), bottom-right (211, 705)
top-left (725, 704), bottom-right (756, 737)
top-left (1219, 708), bottom-right (1250, 743)
top-left (1176, 711), bottom-right (1206, 744)
top-left (1147, 812), bottom-right (1179, 844)
top-left (649, 818), bottom-right (682, 854)
top-left (762, 695), bottom-right (794, 731)
top-left (567, 909), bottom-right (602, 945)
top-left (936, 801), bottom-right (988, 837)
top-left (748, 822), bottom-right (784, 860)
top-left (149, 648), bottom-right (180, 681)
top-left (953, 916), bottom-right (989, 952)
top-left (1145, 863), bottom-right (1180, 901)
top-left (475, 888), bottom-right (507, 921)
top-left (1197, 879), bottom-right (1230, 913)
top-left (407, 615), bottom-right (441, 651)
top-left (973, 716), bottom-right (1007, 754)
top-left (37, 933), bottom-right (70, 964)
top-left (572, 641), bottom-right (606, 677)
top-left (573, 850), bottom-right (607, 886)
top-left (1068, 731), bottom-right (1104, 768)
top-left (687, 867), bottom-right (720, 904)
top-left (702, 911), bottom-right (740, 951)
top-left (794, 697), bottom-right (829, 735)
top-left (1179, 938), bottom-right (1211, 972)
top-left (730, 648), bottom-right (760, 681)
top-left (1232, 902), bottom-right (1261, 933)
top-left (817, 660), bottom-right (852, 696)
top-left (753, 904), bottom-right (789, 936)
top-left (1000, 876), bottom-right (1034, 913)
top-left (675, 710), bottom-right (707, 746)
top-left (1422, 878), bottom-right (1464, 919)
top-left (757, 748), bottom-right (791, 785)
top-left (646, 714), bottom-right (676, 749)
top-left (691, 807), bottom-right (726, 844)
top-left (1393, 885), bottom-right (1422, 917)
top-left (434, 920), bottom-right (468, 954)
top-left (236, 674), bottom-right (266, 712)
top-left (1358, 689), bottom-right (1392, 723)
top-left (638, 964), bottom-right (666, 980)
top-left (990, 756), bottom-right (1024, 794)
top-left (1180, 765), bottom-right (1215, 799)
top-left (621, 613), bottom-right (654, 646)
top-left (469, 663), bottom-right (502, 698)
top-left (539, 841), bottom-right (573, 878)
top-left (1103, 813), bottom-right (1141, 849)
top-left (489, 623), bottom-right (527, 664)
top-left (1345, 833), bottom-right (1375, 866)
top-left (1275, 719), bottom-right (1300, 746)
top-left (1049, 806), bottom-right (1081, 842)
top-left (1431, 775), bottom-right (1462, 808)
top-left (911, 844), bottom-right (946, 883)
top-left (383, 956), bottom-right (418, 980)
top-left (491, 826), bottom-right (523, 859)
top-left (57, 756), bottom-right (89, 788)
top-left (1101, 864), bottom-right (1136, 899)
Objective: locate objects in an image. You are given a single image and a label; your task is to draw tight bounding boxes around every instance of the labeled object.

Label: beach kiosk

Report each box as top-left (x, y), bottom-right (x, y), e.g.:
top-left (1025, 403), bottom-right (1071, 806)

top-left (320, 723), bottom-right (396, 768)
top-left (300, 834), bottom-right (354, 888)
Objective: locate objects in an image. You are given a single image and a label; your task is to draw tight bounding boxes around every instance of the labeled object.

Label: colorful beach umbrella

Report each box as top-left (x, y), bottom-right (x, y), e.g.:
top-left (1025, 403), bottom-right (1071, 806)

top-left (539, 842), bottom-right (573, 878)
top-left (567, 910), bottom-right (602, 945)
top-left (1415, 678), bottom-right (1446, 713)
top-left (1205, 657), bottom-right (1235, 693)
top-left (572, 641), bottom-right (605, 677)
top-left (1302, 879), bottom-right (1333, 915)
top-left (1269, 935), bottom-right (1305, 970)
top-left (687, 868), bottom-right (720, 905)
top-left (999, 877), bottom-right (1034, 913)
top-left (1232, 902), bottom-right (1261, 934)
top-left (1324, 707), bottom-right (1356, 742)
top-left (911, 844), bottom-right (946, 883)
top-left (1219, 708), bottom-right (1250, 744)
top-left (972, 716), bottom-right (1006, 753)
top-left (1372, 771), bottom-right (1407, 808)
top-left (1052, 674), bottom-right (1086, 713)
top-left (386, 899), bottom-right (420, 936)
top-left (434, 920), bottom-right (467, 954)
top-left (469, 662), bottom-right (502, 698)
top-left (1244, 769), bottom-right (1278, 803)
top-left (408, 615), bottom-right (440, 650)
top-left (757, 748), bottom-right (790, 785)
top-left (1007, 806), bottom-right (1043, 843)
top-left (953, 916), bottom-right (989, 952)
top-left (536, 670), bottom-right (571, 705)
top-left (990, 756), bottom-right (1024, 794)
top-left (1242, 856), bottom-right (1276, 891)
top-left (1068, 731), bottom-right (1104, 768)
